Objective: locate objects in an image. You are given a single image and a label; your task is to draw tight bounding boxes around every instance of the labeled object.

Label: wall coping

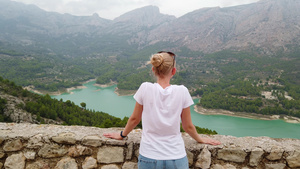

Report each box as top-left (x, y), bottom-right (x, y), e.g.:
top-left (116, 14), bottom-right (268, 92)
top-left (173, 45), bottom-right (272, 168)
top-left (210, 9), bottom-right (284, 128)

top-left (0, 123), bottom-right (300, 169)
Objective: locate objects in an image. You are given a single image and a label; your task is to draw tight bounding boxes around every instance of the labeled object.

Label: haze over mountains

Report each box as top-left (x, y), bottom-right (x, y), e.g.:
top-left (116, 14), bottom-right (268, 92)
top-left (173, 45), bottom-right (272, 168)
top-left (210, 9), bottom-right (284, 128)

top-left (0, 0), bottom-right (300, 56)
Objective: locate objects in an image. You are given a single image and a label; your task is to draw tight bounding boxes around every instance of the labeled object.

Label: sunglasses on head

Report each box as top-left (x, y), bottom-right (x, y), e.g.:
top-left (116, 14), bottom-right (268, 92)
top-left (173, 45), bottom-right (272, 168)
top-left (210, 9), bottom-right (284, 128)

top-left (157, 51), bottom-right (176, 64)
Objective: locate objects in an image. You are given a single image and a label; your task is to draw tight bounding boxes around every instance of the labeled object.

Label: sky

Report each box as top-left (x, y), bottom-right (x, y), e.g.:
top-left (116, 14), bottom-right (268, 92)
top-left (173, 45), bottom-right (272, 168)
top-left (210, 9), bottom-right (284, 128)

top-left (12, 0), bottom-right (260, 20)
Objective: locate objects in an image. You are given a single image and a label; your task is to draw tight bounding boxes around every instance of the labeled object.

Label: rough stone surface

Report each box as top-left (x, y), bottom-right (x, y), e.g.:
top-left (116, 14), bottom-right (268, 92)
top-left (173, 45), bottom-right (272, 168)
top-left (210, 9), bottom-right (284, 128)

top-left (97, 147), bottom-right (124, 164)
top-left (0, 151), bottom-right (5, 158)
top-left (217, 148), bottom-right (247, 163)
top-left (134, 148), bottom-right (139, 159)
top-left (82, 135), bottom-right (102, 147)
top-left (211, 164), bottom-right (224, 169)
top-left (286, 150), bottom-right (300, 168)
top-left (26, 160), bottom-right (51, 169)
top-left (38, 144), bottom-right (68, 158)
top-left (186, 150), bottom-right (194, 167)
top-left (266, 146), bottom-right (284, 160)
top-left (3, 139), bottom-right (23, 152)
top-left (195, 146), bottom-right (211, 169)
top-left (24, 150), bottom-right (36, 160)
top-left (224, 164), bottom-right (237, 169)
top-left (0, 135), bottom-right (5, 144)
top-left (52, 132), bottom-right (76, 144)
top-left (68, 145), bottom-right (92, 157)
top-left (249, 147), bottom-right (264, 167)
top-left (265, 163), bottom-right (286, 169)
top-left (0, 162), bottom-right (3, 169)
top-left (101, 164), bottom-right (120, 169)
top-left (0, 123), bottom-right (299, 169)
top-left (126, 142), bottom-right (133, 160)
top-left (122, 162), bottom-right (138, 169)
top-left (27, 134), bottom-right (44, 149)
top-left (82, 157), bottom-right (97, 169)
top-left (4, 152), bottom-right (26, 169)
top-left (55, 157), bottom-right (78, 169)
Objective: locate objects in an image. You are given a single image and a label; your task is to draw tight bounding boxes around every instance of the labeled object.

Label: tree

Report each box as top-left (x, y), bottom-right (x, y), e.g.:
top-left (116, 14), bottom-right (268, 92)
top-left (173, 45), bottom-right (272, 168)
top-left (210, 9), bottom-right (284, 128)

top-left (80, 102), bottom-right (86, 109)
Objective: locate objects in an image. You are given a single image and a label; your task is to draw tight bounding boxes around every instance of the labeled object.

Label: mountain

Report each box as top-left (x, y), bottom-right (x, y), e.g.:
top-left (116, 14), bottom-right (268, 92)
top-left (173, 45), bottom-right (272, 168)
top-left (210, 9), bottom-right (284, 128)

top-left (0, 0), bottom-right (300, 55)
top-left (146, 0), bottom-right (300, 53)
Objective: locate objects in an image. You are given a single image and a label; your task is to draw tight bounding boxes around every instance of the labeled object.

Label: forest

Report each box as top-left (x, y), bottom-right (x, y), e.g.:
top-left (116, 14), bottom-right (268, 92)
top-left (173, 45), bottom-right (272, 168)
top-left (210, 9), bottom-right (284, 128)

top-left (0, 44), bottom-right (299, 118)
top-left (0, 76), bottom-right (218, 135)
top-left (192, 79), bottom-right (300, 117)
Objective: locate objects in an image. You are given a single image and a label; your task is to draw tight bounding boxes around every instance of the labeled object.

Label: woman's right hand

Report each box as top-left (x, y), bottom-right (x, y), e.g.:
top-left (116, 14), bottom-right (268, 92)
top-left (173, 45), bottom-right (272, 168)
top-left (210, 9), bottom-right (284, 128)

top-left (103, 132), bottom-right (123, 140)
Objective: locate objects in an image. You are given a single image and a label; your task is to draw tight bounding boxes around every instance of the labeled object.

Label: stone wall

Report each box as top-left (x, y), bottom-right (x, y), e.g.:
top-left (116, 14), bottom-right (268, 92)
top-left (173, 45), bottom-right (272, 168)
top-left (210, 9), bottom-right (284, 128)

top-left (0, 123), bottom-right (299, 169)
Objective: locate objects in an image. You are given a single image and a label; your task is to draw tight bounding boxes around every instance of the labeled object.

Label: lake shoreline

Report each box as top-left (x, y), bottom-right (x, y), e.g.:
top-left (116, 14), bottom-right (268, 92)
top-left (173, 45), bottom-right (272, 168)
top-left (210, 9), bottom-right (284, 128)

top-left (29, 80), bottom-right (300, 124)
top-left (24, 79), bottom-right (95, 96)
top-left (194, 105), bottom-right (300, 124)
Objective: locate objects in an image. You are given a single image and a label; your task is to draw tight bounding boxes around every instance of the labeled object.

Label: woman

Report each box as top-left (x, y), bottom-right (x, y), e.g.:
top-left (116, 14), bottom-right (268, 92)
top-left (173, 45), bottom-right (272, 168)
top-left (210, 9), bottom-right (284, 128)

top-left (103, 51), bottom-right (221, 169)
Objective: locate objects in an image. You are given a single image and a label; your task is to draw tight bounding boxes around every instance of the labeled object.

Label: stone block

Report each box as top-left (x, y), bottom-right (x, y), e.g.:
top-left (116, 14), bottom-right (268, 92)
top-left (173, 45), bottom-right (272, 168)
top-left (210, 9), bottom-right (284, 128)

top-left (24, 150), bottom-right (36, 160)
top-left (106, 139), bottom-right (126, 146)
top-left (82, 157), bottom-right (97, 169)
top-left (0, 151), bottom-right (5, 159)
top-left (82, 135), bottom-right (102, 147)
top-left (97, 147), bottom-right (124, 164)
top-left (217, 148), bottom-right (247, 163)
top-left (266, 146), bottom-right (284, 161)
top-left (4, 152), bottom-right (25, 169)
top-left (224, 164), bottom-right (237, 169)
top-left (122, 162), bottom-right (138, 169)
top-left (211, 164), bottom-right (224, 169)
top-left (38, 144), bottom-right (68, 158)
top-left (134, 148), bottom-right (139, 158)
top-left (55, 157), bottom-right (78, 169)
top-left (249, 147), bottom-right (264, 167)
top-left (27, 134), bottom-right (44, 149)
top-left (265, 163), bottom-right (286, 169)
top-left (286, 150), bottom-right (300, 168)
top-left (125, 142), bottom-right (133, 160)
top-left (52, 132), bottom-right (76, 144)
top-left (195, 146), bottom-right (211, 169)
top-left (26, 160), bottom-right (51, 169)
top-left (3, 139), bottom-right (23, 152)
top-left (101, 164), bottom-right (120, 169)
top-left (68, 145), bottom-right (92, 157)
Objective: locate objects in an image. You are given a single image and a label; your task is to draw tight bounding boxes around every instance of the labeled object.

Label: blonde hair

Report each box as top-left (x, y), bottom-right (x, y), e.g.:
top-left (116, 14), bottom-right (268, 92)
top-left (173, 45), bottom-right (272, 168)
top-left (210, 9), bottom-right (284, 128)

top-left (150, 52), bottom-right (175, 77)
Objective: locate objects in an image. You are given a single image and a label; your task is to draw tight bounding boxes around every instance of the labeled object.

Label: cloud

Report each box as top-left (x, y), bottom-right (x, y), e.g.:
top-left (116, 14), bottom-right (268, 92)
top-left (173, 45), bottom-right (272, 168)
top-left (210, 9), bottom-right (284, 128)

top-left (11, 0), bottom-right (259, 20)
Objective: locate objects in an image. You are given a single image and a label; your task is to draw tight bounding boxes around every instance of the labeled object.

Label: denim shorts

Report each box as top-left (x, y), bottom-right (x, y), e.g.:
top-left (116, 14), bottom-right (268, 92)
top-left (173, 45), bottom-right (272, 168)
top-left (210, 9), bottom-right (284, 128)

top-left (138, 154), bottom-right (189, 169)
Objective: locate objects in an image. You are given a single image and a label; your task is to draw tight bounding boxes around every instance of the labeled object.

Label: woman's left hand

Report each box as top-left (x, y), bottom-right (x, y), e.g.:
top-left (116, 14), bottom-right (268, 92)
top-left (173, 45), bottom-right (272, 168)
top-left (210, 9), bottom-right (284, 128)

top-left (103, 132), bottom-right (123, 140)
top-left (201, 137), bottom-right (221, 145)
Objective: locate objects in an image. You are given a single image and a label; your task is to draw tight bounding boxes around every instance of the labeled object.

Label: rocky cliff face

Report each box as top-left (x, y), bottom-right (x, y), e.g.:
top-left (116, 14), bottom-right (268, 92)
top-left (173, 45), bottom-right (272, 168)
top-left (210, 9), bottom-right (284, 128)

top-left (0, 0), bottom-right (299, 55)
top-left (0, 91), bottom-right (61, 124)
top-left (147, 0), bottom-right (300, 53)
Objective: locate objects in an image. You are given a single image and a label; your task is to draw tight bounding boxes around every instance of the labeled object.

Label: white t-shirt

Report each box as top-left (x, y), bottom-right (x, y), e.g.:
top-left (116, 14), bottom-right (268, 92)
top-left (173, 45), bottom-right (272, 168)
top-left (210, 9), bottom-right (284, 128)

top-left (133, 82), bottom-right (194, 160)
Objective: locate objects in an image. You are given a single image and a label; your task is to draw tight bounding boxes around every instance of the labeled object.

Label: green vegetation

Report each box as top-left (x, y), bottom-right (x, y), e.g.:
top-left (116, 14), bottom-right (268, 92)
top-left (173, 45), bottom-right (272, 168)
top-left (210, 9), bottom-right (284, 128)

top-left (0, 77), bottom-right (217, 135)
top-left (0, 97), bottom-right (10, 122)
top-left (192, 79), bottom-right (300, 118)
top-left (0, 43), bottom-right (299, 119)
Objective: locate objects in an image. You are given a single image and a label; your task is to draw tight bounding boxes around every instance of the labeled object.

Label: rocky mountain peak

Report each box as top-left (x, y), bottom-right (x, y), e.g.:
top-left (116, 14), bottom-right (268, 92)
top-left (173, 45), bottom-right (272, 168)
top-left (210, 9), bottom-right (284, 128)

top-left (0, 0), bottom-right (300, 54)
top-left (114, 5), bottom-right (175, 26)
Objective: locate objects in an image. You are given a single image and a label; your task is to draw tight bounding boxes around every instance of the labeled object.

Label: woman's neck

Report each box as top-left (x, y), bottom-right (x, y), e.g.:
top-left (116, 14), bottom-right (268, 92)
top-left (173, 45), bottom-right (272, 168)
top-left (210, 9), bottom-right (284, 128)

top-left (157, 77), bottom-right (171, 89)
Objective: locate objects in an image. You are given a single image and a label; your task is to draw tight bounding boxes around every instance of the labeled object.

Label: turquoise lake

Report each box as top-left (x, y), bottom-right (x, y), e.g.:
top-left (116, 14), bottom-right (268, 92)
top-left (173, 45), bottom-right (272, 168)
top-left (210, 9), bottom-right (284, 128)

top-left (51, 81), bottom-right (300, 139)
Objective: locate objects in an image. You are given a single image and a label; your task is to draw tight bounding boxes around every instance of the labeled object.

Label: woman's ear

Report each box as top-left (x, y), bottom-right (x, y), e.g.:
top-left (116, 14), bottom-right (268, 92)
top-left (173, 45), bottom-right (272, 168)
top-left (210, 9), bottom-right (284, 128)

top-left (172, 67), bottom-right (176, 76)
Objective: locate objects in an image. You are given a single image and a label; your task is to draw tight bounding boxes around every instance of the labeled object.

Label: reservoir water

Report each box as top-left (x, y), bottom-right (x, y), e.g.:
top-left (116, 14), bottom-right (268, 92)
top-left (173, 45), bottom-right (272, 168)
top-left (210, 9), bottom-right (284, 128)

top-left (51, 81), bottom-right (300, 139)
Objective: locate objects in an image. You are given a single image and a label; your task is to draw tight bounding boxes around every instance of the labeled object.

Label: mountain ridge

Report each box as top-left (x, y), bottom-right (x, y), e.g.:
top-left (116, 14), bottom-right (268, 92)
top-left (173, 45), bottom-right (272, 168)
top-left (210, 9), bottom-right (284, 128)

top-left (0, 0), bottom-right (300, 55)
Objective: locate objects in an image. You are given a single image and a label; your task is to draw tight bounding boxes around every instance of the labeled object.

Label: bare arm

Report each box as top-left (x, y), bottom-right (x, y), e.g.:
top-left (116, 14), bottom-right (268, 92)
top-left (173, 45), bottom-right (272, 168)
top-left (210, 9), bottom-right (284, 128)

top-left (103, 102), bottom-right (143, 140)
top-left (181, 107), bottom-right (221, 145)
